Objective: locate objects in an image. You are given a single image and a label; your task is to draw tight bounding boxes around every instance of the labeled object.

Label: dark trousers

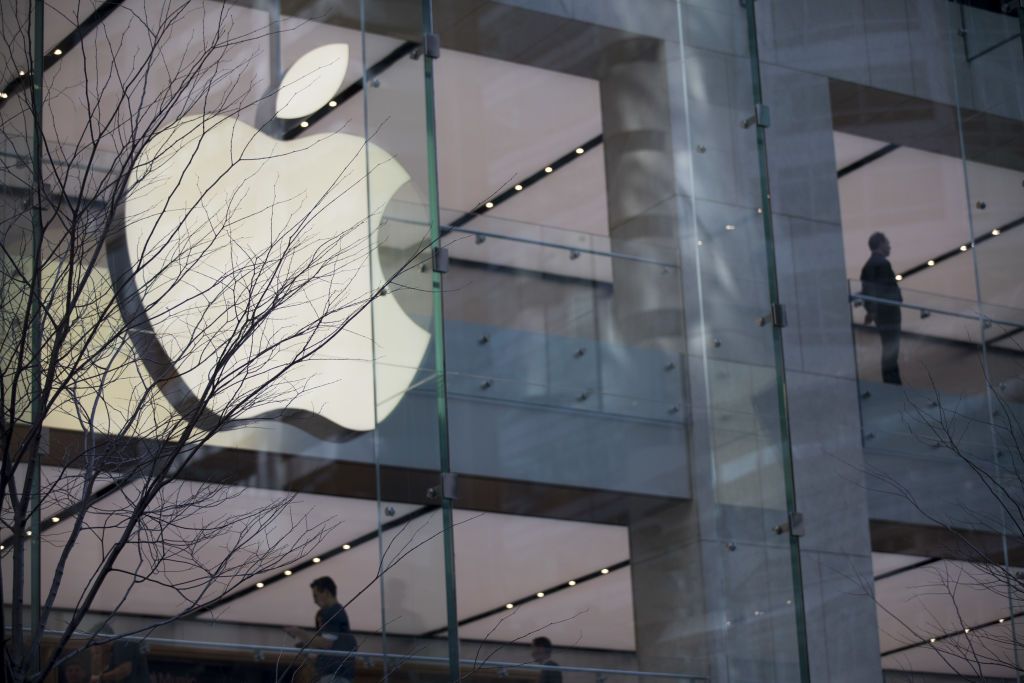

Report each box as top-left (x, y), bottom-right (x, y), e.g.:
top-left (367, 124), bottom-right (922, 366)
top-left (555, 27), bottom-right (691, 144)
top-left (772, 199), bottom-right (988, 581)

top-left (877, 308), bottom-right (902, 385)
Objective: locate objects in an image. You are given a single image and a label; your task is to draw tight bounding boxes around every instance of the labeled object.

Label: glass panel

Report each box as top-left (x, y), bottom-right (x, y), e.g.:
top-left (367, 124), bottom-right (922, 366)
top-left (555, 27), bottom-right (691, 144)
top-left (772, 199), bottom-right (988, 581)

top-left (441, 214), bottom-right (686, 495)
top-left (431, 2), bottom-right (806, 681)
top-left (948, 3), bottom-right (1024, 677)
top-left (850, 283), bottom-right (994, 459)
top-left (1, 0), bottom-right (454, 679)
top-left (358, 0), bottom-right (457, 673)
top-left (950, 1), bottom-right (1024, 427)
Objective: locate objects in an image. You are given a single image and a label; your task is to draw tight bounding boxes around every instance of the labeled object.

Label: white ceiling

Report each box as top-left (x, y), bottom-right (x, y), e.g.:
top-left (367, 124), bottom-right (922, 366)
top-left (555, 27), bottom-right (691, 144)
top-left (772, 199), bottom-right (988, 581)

top-left (836, 131), bottom-right (1024, 345)
top-left (16, 475), bottom-right (1021, 678)
top-left (9, 470), bottom-right (1022, 677)
top-left (459, 566), bottom-right (635, 652)
top-left (2, 465), bottom-right (111, 530)
top-left (874, 552), bottom-right (1021, 679)
top-left (5, 476), bottom-right (632, 649)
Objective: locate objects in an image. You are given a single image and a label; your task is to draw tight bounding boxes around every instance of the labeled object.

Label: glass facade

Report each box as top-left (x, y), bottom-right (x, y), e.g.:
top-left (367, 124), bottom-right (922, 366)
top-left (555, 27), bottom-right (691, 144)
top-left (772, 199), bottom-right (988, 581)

top-left (2, 1), bottom-right (1023, 682)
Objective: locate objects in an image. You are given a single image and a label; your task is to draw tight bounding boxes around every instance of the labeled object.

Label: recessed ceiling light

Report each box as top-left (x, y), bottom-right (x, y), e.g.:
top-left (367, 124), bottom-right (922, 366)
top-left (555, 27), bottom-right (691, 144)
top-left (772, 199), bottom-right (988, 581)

top-left (536, 592), bottom-right (545, 598)
top-left (567, 580), bottom-right (576, 586)
top-left (25, 530), bottom-right (31, 536)
top-left (927, 260), bottom-right (935, 266)
top-left (51, 516), bottom-right (60, 523)
top-left (895, 274), bottom-right (903, 281)
top-left (300, 121), bottom-right (309, 128)
top-left (256, 582), bottom-right (265, 588)
top-left (514, 184), bottom-right (523, 191)
top-left (960, 244), bottom-right (968, 251)
top-left (53, 49), bottom-right (63, 56)
top-left (484, 201), bottom-right (494, 209)
top-left (505, 603), bottom-right (514, 610)
top-left (964, 628), bottom-right (971, 633)
top-left (328, 100), bottom-right (337, 107)
top-left (312, 557), bottom-right (321, 563)
top-left (284, 570), bottom-right (292, 576)
top-left (992, 228), bottom-right (1001, 236)
top-left (929, 637), bottom-right (936, 643)
top-left (18, 70), bottom-right (25, 76)
top-left (0, 93), bottom-right (7, 99)
top-left (544, 167), bottom-right (553, 173)
top-left (342, 544), bottom-right (351, 550)
top-left (575, 147), bottom-right (584, 155)
top-left (1, 545), bottom-right (5, 550)
top-left (600, 568), bottom-right (609, 575)
top-left (1000, 618), bottom-right (1006, 623)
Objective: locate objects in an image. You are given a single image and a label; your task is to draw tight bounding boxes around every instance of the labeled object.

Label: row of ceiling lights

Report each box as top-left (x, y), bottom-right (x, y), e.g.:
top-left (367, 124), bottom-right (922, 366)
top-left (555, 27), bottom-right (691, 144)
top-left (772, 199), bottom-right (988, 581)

top-left (0, 50), bottom-right (62, 99)
top-left (416, 560), bottom-right (631, 636)
top-left (836, 144), bottom-right (1024, 285)
top-left (708, 208), bottom-right (1015, 283)
top-left (0, 514), bottom-right (69, 549)
top-left (30, 496), bottom-right (1023, 651)
top-left (895, 223), bottom-right (1012, 282)
top-left (254, 544), bottom-right (352, 589)
top-left (883, 610), bottom-right (1021, 658)
top-left (33, 509), bottom-right (626, 631)
top-left (283, 42), bottom-right (418, 141)
top-left (502, 567), bottom-right (613, 611)
top-left (0, 1), bottom-right (125, 107)
top-left (447, 136), bottom-right (603, 232)
top-left (17, 519), bottom-right (1021, 648)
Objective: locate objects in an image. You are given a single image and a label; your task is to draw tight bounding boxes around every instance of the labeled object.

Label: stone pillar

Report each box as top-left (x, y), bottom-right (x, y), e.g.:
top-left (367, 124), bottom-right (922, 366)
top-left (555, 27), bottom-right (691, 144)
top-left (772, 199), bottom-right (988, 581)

top-left (627, 502), bottom-right (710, 677)
top-left (599, 38), bottom-right (685, 352)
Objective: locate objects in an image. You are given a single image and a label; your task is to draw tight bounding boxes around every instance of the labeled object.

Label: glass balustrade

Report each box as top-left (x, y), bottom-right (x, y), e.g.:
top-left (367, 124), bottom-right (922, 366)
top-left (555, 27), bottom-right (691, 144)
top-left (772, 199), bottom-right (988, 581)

top-left (850, 280), bottom-right (1024, 459)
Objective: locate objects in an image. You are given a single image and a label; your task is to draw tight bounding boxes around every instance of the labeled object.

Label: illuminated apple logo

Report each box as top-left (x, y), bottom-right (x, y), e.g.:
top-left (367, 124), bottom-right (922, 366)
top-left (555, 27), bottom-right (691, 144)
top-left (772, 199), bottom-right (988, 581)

top-left (109, 43), bottom-right (432, 439)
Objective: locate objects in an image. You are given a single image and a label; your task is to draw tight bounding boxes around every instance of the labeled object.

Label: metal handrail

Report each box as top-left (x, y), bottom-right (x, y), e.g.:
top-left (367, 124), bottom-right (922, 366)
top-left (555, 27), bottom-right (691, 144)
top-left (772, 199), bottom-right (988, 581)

top-left (849, 291), bottom-right (1024, 330)
top-left (46, 629), bottom-right (707, 681)
top-left (444, 225), bottom-right (680, 269)
top-left (383, 215), bottom-right (680, 269)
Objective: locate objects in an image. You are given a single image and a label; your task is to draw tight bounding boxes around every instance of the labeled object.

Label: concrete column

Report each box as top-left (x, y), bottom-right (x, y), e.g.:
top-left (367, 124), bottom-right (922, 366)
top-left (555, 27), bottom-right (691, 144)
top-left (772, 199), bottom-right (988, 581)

top-left (627, 502), bottom-right (710, 677)
top-left (598, 38), bottom-right (685, 352)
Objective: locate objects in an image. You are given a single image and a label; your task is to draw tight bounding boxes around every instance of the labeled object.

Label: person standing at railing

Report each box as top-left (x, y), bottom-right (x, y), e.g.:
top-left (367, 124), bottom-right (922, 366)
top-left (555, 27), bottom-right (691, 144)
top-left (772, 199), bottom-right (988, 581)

top-left (531, 637), bottom-right (563, 683)
top-left (860, 231), bottom-right (903, 385)
top-left (284, 576), bottom-right (358, 683)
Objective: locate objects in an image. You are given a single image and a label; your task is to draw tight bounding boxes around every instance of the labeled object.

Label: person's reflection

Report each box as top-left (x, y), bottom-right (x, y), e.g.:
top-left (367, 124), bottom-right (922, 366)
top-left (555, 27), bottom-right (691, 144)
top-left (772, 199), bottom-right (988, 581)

top-left (860, 232), bottom-right (902, 385)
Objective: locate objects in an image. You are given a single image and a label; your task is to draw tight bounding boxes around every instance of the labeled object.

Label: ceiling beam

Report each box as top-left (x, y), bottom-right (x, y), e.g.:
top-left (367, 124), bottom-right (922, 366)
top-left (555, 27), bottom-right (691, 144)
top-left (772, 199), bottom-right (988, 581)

top-left (195, 504), bottom-right (435, 615)
top-left (837, 143), bottom-right (900, 178)
top-left (420, 559), bottom-right (630, 637)
top-left (0, 0), bottom-right (126, 110)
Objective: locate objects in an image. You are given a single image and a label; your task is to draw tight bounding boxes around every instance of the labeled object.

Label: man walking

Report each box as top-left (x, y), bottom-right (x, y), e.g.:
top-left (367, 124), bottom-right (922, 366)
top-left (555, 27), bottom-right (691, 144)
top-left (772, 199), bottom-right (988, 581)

top-left (531, 637), bottom-right (562, 683)
top-left (284, 577), bottom-right (357, 683)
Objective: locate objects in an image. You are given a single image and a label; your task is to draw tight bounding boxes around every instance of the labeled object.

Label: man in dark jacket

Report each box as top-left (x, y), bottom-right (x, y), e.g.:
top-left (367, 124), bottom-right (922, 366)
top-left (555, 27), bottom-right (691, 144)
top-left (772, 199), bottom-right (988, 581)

top-left (860, 231), bottom-right (902, 385)
top-left (285, 576), bottom-right (357, 683)
top-left (531, 637), bottom-right (562, 683)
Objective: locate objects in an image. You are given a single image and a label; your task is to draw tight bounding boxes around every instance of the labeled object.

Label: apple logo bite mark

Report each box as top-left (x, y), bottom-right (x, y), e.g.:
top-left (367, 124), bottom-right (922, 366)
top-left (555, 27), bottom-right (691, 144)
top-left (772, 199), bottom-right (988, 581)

top-left (108, 43), bottom-right (432, 440)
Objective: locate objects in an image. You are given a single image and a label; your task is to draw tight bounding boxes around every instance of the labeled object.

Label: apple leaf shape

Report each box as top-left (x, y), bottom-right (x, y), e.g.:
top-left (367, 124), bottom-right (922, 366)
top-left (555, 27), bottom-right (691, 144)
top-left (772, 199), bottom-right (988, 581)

top-left (117, 114), bottom-right (431, 435)
top-left (275, 44), bottom-right (349, 120)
